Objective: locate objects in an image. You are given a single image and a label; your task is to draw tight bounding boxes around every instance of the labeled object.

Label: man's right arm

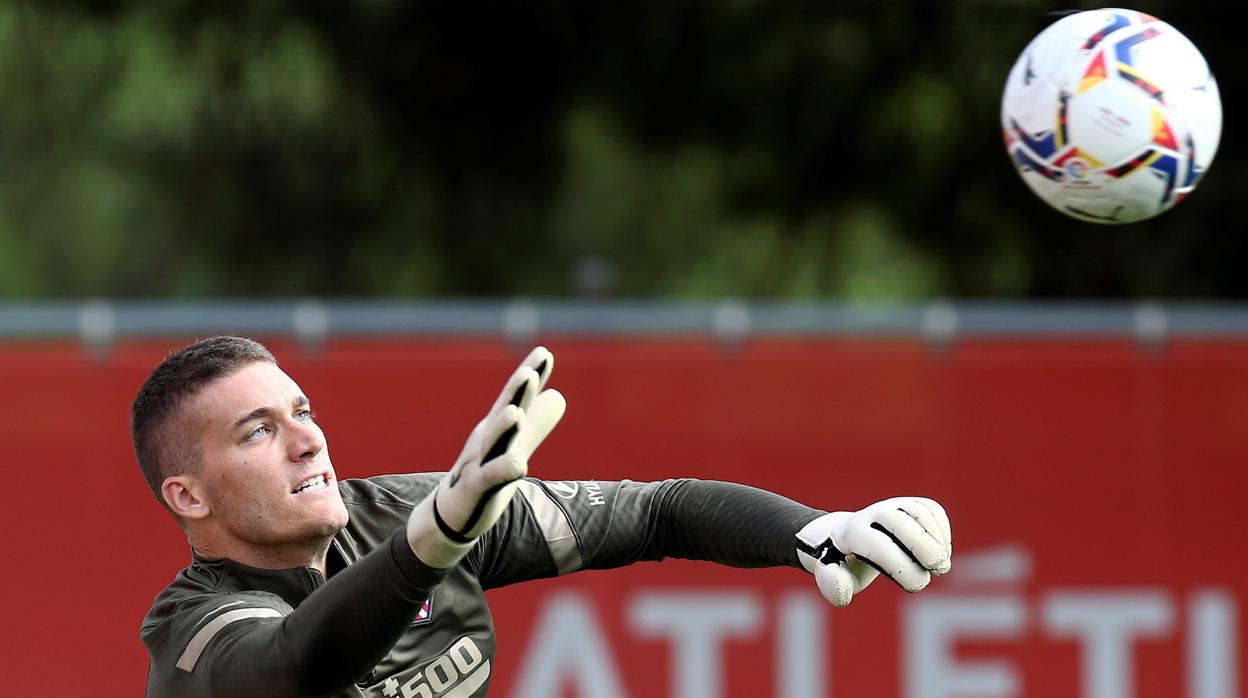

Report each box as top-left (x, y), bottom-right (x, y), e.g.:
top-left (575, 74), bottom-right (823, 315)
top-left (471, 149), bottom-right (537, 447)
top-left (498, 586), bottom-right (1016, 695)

top-left (151, 531), bottom-right (447, 697)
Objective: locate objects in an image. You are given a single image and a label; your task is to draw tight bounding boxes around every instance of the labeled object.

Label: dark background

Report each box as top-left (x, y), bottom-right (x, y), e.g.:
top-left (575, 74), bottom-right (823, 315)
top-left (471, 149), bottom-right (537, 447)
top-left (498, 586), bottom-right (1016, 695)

top-left (0, 0), bottom-right (1240, 299)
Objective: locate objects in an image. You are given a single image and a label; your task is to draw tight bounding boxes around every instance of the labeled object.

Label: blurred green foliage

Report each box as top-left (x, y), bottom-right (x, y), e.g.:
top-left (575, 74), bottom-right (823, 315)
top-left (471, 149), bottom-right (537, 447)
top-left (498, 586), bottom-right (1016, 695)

top-left (0, 0), bottom-right (1240, 299)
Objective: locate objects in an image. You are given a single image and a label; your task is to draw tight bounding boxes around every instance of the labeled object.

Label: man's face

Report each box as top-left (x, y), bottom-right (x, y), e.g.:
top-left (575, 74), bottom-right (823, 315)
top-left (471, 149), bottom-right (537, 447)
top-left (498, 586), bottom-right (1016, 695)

top-left (184, 361), bottom-right (348, 552)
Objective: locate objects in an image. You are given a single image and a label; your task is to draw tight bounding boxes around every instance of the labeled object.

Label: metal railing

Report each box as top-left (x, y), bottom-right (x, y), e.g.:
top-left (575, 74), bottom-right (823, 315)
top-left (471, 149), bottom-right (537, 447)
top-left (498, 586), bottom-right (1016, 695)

top-left (3, 299), bottom-right (1248, 348)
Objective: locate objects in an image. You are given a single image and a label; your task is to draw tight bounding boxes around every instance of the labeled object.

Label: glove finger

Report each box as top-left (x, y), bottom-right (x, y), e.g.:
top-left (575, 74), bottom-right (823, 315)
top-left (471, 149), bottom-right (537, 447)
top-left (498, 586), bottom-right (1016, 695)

top-left (908, 496), bottom-right (954, 576)
top-left (526, 346), bottom-right (554, 390)
top-left (851, 526), bottom-right (932, 593)
top-left (502, 346), bottom-right (554, 407)
top-left (477, 404), bottom-right (524, 469)
top-left (896, 498), bottom-right (951, 554)
top-left (489, 366), bottom-right (540, 417)
top-left (918, 497), bottom-right (952, 550)
top-left (814, 561), bottom-right (858, 608)
top-left (874, 508), bottom-right (949, 572)
top-left (845, 555), bottom-right (881, 593)
top-left (509, 389), bottom-right (567, 461)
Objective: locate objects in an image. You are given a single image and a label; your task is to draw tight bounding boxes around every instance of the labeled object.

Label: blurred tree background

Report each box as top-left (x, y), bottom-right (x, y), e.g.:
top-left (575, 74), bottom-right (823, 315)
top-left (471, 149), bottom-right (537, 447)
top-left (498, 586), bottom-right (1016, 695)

top-left (0, 0), bottom-right (1240, 300)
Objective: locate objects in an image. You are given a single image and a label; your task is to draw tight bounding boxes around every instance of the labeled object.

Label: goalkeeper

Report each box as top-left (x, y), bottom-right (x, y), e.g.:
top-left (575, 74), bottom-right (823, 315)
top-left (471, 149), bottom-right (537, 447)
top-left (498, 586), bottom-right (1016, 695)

top-left (135, 337), bottom-right (952, 697)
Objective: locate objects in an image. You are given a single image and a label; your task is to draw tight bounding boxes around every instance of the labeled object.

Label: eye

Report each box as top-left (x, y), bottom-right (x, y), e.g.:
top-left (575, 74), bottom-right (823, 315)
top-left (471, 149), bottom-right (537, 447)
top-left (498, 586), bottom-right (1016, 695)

top-left (246, 424), bottom-right (271, 442)
top-left (294, 409), bottom-right (316, 422)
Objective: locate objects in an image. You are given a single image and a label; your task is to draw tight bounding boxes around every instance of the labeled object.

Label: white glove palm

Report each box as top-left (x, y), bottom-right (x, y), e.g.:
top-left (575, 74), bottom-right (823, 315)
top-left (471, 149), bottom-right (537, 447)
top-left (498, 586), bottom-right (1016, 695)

top-left (796, 497), bottom-right (952, 607)
top-left (408, 347), bottom-right (566, 568)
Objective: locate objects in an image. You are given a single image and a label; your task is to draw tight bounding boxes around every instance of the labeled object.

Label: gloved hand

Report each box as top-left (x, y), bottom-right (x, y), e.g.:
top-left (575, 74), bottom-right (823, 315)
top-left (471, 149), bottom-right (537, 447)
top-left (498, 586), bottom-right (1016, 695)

top-left (408, 347), bottom-right (566, 568)
top-left (796, 497), bottom-right (952, 607)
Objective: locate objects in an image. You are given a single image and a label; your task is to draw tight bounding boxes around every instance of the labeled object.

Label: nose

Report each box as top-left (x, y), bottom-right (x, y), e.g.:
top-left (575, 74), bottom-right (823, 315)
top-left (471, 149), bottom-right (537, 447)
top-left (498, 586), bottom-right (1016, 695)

top-left (287, 417), bottom-right (325, 462)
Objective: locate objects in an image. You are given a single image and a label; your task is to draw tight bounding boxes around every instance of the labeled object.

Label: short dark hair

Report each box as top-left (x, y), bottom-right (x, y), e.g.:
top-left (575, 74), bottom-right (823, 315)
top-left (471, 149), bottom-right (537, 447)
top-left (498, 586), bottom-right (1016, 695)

top-left (132, 336), bottom-right (277, 510)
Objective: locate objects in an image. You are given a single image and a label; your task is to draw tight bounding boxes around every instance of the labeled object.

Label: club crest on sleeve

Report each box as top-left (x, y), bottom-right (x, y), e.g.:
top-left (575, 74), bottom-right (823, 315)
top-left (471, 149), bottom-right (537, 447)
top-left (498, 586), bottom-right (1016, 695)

top-left (412, 597), bottom-right (432, 625)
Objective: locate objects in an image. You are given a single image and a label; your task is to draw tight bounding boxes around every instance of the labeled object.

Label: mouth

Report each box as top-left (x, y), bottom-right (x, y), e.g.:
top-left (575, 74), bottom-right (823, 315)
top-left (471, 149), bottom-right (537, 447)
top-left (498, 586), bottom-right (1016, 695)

top-left (291, 472), bottom-right (332, 495)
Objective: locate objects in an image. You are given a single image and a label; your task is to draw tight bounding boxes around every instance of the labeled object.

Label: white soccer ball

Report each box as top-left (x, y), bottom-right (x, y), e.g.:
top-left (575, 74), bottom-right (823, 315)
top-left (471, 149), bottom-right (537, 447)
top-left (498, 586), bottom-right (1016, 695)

top-left (1001, 8), bottom-right (1221, 223)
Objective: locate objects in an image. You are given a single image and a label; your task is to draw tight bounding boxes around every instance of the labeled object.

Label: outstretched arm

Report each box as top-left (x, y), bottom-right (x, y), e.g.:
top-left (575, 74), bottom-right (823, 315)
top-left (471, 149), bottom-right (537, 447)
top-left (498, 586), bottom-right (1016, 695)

top-left (462, 347), bottom-right (952, 606)
top-left (476, 478), bottom-right (952, 608)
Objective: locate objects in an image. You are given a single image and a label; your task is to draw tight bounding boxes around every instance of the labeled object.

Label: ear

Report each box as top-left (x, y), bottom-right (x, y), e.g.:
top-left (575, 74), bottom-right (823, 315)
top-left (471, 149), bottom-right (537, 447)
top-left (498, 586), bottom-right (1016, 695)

top-left (162, 475), bottom-right (211, 520)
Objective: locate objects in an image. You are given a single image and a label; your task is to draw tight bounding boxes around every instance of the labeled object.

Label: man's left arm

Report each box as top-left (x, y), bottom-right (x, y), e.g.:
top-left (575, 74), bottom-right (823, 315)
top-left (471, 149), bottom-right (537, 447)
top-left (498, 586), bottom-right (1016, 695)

top-left (473, 478), bottom-right (952, 607)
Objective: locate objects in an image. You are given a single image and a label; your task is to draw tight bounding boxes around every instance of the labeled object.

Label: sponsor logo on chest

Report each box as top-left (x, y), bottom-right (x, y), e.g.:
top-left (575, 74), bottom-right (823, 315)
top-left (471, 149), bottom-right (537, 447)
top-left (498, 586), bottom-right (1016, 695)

top-left (377, 636), bottom-right (490, 698)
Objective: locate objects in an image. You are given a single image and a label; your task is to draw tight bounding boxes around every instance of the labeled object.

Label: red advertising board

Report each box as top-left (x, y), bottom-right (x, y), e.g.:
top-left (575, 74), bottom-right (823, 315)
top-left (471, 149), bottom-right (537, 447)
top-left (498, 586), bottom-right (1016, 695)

top-left (2, 338), bottom-right (1244, 697)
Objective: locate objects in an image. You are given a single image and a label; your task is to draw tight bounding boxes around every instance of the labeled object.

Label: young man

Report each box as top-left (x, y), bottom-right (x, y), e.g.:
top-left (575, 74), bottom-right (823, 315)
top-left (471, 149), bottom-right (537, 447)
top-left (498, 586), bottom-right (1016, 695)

top-left (136, 336), bottom-right (952, 697)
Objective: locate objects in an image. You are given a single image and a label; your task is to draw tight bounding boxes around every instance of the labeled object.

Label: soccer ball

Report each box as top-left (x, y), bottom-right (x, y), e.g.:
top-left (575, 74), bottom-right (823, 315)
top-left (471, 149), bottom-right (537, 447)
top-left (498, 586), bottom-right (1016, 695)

top-left (1001, 8), bottom-right (1221, 223)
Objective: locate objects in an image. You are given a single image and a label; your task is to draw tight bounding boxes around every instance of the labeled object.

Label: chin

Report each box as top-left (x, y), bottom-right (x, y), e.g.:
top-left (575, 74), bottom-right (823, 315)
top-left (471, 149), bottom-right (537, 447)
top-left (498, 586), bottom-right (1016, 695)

top-left (281, 507), bottom-right (347, 547)
top-left (309, 521), bottom-right (346, 541)
top-left (290, 518), bottom-right (345, 549)
top-left (306, 487), bottom-right (349, 524)
top-left (309, 501), bottom-right (349, 535)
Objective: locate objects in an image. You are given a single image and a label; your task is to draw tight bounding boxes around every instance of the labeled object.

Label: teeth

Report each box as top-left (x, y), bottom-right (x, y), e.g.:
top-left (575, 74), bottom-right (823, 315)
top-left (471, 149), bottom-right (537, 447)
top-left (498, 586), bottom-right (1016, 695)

top-left (294, 474), bottom-right (326, 494)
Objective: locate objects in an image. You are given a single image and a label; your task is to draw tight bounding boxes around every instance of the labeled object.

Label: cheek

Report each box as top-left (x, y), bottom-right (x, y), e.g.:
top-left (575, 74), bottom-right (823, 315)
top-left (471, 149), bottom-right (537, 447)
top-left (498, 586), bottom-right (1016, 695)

top-left (212, 458), bottom-right (274, 508)
top-left (216, 460), bottom-right (247, 488)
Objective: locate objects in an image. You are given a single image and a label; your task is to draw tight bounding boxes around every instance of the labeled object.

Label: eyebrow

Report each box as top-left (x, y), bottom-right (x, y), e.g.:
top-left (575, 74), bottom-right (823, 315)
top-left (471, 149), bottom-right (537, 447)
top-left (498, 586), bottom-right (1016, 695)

top-left (230, 396), bottom-right (310, 434)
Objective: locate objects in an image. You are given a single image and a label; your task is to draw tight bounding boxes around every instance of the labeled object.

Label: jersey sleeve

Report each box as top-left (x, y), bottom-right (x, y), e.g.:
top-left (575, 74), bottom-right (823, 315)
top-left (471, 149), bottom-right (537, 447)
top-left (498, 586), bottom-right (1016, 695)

top-left (473, 478), bottom-right (823, 589)
top-left (147, 531), bottom-right (448, 698)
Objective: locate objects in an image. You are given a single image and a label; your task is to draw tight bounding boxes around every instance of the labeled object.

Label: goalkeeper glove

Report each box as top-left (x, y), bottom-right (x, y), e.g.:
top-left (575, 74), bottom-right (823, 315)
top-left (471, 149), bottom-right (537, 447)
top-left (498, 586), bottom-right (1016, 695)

top-left (408, 346), bottom-right (566, 569)
top-left (796, 497), bottom-right (952, 607)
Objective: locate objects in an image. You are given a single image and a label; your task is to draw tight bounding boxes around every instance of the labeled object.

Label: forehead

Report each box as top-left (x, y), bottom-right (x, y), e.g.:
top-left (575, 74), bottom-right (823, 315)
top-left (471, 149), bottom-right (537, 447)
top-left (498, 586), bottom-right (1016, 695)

top-left (187, 362), bottom-right (305, 426)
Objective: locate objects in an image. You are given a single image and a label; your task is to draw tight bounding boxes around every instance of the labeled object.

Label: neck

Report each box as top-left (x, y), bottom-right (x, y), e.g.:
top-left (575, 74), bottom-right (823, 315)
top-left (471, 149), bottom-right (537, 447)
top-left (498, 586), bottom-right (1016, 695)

top-left (189, 532), bottom-right (334, 576)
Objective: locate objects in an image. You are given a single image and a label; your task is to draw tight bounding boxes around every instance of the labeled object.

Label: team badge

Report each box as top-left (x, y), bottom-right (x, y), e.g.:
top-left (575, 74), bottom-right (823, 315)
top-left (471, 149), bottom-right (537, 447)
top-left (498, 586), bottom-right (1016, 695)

top-left (413, 597), bottom-right (432, 625)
